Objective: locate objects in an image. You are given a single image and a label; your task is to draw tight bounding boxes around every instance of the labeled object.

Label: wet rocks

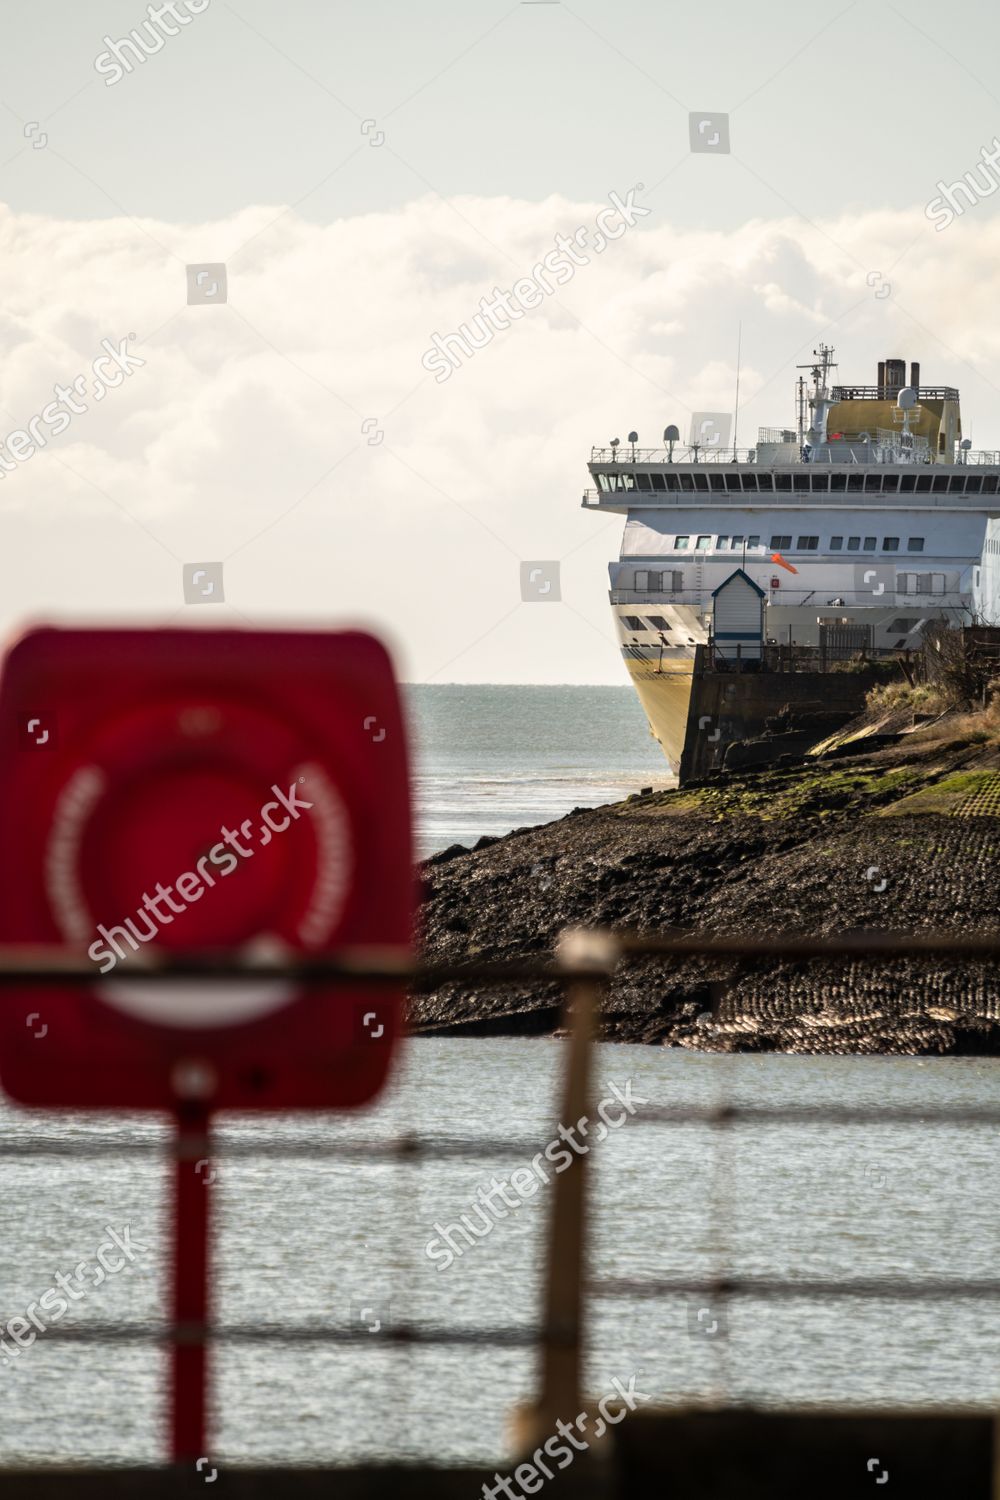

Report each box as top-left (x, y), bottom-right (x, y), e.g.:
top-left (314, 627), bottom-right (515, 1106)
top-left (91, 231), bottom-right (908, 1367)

top-left (413, 725), bottom-right (1000, 1054)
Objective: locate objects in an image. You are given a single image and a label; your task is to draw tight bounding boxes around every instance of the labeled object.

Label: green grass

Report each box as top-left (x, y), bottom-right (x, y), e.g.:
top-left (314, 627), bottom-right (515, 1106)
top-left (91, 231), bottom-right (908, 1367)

top-left (877, 769), bottom-right (1000, 818)
top-left (624, 764), bottom-right (925, 823)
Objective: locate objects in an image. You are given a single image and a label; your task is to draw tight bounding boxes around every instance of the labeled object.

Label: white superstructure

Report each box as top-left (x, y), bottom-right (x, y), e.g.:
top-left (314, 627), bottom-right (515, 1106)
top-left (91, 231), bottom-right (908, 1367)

top-left (584, 350), bottom-right (1000, 770)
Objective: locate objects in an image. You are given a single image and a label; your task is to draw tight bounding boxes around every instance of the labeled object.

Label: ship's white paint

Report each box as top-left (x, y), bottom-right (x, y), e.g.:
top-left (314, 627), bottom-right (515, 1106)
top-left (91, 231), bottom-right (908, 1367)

top-left (587, 348), bottom-right (1000, 769)
top-left (973, 518), bottom-right (1000, 625)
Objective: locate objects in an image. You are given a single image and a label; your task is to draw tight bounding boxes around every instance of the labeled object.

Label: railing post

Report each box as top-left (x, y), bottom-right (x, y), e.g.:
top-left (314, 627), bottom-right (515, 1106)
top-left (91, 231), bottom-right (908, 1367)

top-left (513, 930), bottom-right (617, 1451)
top-left (171, 1101), bottom-right (212, 1467)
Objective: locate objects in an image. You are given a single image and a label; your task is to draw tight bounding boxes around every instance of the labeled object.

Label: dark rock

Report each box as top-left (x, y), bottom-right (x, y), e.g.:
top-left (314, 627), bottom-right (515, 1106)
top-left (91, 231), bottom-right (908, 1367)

top-left (427, 842), bottom-right (471, 866)
top-left (415, 721), bottom-right (1000, 1054)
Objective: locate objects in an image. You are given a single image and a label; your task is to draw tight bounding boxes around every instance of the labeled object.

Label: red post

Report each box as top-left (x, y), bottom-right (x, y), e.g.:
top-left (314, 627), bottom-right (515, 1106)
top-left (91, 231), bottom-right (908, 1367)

top-left (171, 1104), bottom-right (212, 1465)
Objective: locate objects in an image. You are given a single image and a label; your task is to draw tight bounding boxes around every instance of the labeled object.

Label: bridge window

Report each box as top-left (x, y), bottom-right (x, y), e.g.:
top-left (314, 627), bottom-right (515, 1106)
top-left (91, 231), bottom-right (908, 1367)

top-left (770, 534), bottom-right (792, 549)
top-left (847, 537), bottom-right (861, 551)
top-left (747, 535), bottom-right (760, 548)
top-left (648, 616), bottom-right (670, 631)
top-left (673, 535), bottom-right (690, 550)
top-left (830, 536), bottom-right (843, 549)
top-left (623, 615), bottom-right (646, 630)
top-left (907, 538), bottom-right (924, 552)
top-left (863, 537), bottom-right (876, 550)
top-left (883, 537), bottom-right (900, 551)
top-left (695, 535), bottom-right (712, 551)
top-left (796, 536), bottom-right (819, 550)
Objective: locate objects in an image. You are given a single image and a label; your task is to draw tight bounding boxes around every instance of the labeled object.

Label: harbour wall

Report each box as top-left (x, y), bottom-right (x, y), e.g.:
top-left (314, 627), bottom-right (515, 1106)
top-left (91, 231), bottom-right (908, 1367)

top-left (678, 657), bottom-right (883, 783)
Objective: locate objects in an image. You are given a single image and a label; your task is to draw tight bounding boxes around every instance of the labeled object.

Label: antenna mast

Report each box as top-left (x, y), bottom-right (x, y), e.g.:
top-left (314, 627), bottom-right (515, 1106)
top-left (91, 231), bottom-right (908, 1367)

top-left (796, 344), bottom-right (838, 400)
top-left (733, 321), bottom-right (742, 459)
top-left (795, 344), bottom-right (838, 462)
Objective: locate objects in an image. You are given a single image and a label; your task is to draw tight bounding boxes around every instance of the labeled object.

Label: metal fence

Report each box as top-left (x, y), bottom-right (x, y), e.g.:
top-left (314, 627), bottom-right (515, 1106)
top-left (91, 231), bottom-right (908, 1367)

top-left (1, 931), bottom-right (999, 1489)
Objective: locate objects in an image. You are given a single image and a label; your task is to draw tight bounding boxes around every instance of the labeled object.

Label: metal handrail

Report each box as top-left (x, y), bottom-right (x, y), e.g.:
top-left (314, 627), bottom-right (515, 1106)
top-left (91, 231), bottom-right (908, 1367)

top-left (592, 1275), bottom-right (1000, 1302)
top-left (633, 1103), bottom-right (1000, 1126)
top-left (7, 1320), bottom-right (550, 1348)
top-left (830, 385), bottom-right (960, 401)
top-left (3, 927), bottom-right (1000, 982)
top-left (610, 588), bottom-right (965, 607)
top-left (3, 931), bottom-right (1000, 1466)
top-left (590, 447), bottom-right (759, 464)
top-left (588, 446), bottom-right (1000, 468)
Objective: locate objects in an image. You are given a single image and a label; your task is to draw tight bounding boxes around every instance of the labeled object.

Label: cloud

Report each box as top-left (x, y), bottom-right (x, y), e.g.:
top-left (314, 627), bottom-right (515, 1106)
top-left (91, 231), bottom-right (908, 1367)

top-left (0, 192), bottom-right (998, 681)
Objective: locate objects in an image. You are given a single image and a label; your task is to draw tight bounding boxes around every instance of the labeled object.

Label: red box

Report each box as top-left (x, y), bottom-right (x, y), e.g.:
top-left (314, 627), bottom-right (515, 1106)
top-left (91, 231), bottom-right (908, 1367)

top-left (0, 627), bottom-right (413, 1110)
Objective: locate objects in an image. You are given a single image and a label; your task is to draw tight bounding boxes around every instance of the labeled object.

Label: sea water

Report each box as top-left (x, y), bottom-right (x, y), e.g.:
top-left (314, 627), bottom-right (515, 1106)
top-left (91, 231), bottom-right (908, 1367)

top-left (0, 686), bottom-right (995, 1466)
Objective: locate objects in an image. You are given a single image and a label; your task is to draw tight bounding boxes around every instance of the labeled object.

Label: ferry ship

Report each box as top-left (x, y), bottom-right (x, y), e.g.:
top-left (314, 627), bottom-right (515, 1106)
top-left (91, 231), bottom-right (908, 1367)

top-left (584, 349), bottom-right (1000, 771)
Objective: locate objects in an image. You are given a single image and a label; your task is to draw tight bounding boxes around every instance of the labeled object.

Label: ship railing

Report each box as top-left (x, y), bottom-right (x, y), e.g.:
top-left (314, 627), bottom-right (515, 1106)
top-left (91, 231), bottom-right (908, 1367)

top-left (588, 448), bottom-right (1000, 469)
top-left (610, 588), bottom-right (968, 608)
top-left (955, 449), bottom-right (1000, 466)
top-left (590, 446), bottom-right (760, 464)
top-left (873, 428), bottom-right (930, 459)
top-left (830, 384), bottom-right (960, 401)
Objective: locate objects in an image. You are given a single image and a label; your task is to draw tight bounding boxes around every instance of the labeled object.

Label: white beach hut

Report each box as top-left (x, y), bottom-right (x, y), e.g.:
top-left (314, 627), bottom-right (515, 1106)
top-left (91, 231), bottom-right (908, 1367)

top-left (712, 569), bottom-right (765, 662)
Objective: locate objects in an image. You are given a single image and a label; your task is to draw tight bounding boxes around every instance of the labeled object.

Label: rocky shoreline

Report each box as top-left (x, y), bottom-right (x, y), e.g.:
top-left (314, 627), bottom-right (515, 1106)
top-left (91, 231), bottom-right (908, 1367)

top-left (413, 715), bottom-right (1000, 1054)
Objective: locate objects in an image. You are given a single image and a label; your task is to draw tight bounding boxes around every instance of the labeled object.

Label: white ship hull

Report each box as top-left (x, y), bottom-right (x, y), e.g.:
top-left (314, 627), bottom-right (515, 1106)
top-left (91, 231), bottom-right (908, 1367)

top-left (588, 352), bottom-right (1000, 773)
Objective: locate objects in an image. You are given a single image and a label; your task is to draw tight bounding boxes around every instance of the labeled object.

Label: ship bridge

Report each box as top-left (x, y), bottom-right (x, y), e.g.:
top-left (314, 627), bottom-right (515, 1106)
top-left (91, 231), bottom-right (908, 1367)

top-left (583, 457), bottom-right (1000, 514)
top-left (584, 355), bottom-right (984, 512)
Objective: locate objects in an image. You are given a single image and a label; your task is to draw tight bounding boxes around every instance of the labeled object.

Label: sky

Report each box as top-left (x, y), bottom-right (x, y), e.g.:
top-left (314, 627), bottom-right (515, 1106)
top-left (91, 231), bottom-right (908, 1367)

top-left (3, 0), bottom-right (1000, 681)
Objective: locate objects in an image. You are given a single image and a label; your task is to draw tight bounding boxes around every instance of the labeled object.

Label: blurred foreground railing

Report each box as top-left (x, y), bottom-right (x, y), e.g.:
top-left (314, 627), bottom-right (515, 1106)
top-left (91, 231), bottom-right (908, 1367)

top-left (1, 928), bottom-right (1000, 1496)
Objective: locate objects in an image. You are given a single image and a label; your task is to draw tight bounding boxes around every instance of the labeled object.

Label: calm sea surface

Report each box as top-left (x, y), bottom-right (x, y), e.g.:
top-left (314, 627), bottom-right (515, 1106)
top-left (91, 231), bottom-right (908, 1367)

top-left (405, 684), bottom-right (670, 856)
top-left (0, 687), bottom-right (996, 1467)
